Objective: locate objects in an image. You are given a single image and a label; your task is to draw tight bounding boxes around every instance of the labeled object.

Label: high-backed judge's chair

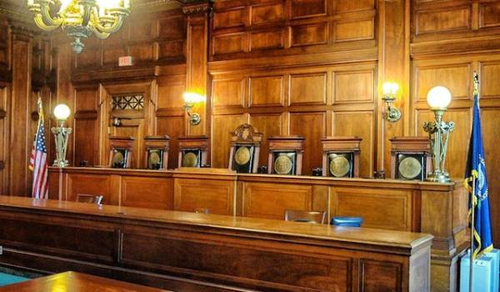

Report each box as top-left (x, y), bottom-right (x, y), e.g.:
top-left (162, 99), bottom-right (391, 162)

top-left (228, 124), bottom-right (262, 173)
top-left (284, 210), bottom-right (326, 224)
top-left (178, 135), bottom-right (209, 168)
top-left (144, 135), bottom-right (169, 170)
top-left (267, 136), bottom-right (305, 175)
top-left (109, 136), bottom-right (134, 168)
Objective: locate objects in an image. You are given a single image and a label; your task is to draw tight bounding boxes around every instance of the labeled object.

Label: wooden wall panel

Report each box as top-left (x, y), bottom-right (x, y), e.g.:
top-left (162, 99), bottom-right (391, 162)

top-left (249, 76), bottom-right (284, 107)
top-left (67, 174), bottom-right (114, 204)
top-left (333, 111), bottom-right (374, 177)
top-left (480, 61), bottom-right (500, 99)
top-left (290, 0), bottom-right (326, 19)
top-left (242, 182), bottom-right (313, 219)
top-left (121, 177), bottom-right (173, 209)
top-left (212, 114), bottom-right (246, 168)
top-left (415, 63), bottom-right (471, 102)
top-left (251, 3), bottom-right (285, 25)
top-left (249, 114), bottom-right (282, 167)
top-left (210, 0), bottom-right (376, 60)
top-left (174, 178), bottom-right (235, 215)
top-left (331, 187), bottom-right (413, 231)
top-left (334, 70), bottom-right (374, 104)
top-left (290, 22), bottom-right (328, 47)
top-left (334, 19), bottom-right (374, 42)
top-left (289, 112), bottom-right (326, 175)
top-left (334, 0), bottom-right (374, 13)
top-left (289, 73), bottom-right (327, 105)
top-left (250, 30), bottom-right (285, 51)
top-left (0, 86), bottom-right (7, 196)
top-left (157, 116), bottom-right (185, 169)
top-left (212, 78), bottom-right (246, 109)
top-left (212, 33), bottom-right (247, 55)
top-left (480, 2), bottom-right (500, 29)
top-left (415, 6), bottom-right (471, 35)
top-left (213, 8), bottom-right (245, 29)
top-left (9, 34), bottom-right (32, 196)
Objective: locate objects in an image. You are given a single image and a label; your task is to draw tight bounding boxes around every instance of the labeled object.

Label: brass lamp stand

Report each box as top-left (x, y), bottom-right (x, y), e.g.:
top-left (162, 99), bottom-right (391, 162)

top-left (423, 86), bottom-right (454, 183)
top-left (51, 104), bottom-right (72, 167)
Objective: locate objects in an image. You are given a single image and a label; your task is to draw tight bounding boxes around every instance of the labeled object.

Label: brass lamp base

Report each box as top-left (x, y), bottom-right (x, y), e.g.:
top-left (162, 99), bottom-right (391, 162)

top-left (426, 171), bottom-right (451, 183)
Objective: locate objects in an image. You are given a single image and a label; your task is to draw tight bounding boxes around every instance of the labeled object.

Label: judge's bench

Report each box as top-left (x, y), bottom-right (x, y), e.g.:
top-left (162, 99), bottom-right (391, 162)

top-left (47, 166), bottom-right (468, 291)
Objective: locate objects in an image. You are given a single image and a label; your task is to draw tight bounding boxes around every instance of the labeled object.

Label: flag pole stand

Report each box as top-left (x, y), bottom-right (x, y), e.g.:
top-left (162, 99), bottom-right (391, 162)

top-left (469, 176), bottom-right (476, 292)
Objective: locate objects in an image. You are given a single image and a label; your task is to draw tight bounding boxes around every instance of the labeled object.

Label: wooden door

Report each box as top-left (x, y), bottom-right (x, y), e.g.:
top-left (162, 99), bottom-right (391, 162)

top-left (101, 82), bottom-right (154, 169)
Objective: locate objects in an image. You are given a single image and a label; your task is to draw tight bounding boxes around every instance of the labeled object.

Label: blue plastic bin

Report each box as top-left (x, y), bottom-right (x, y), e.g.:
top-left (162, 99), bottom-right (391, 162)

top-left (331, 216), bottom-right (363, 227)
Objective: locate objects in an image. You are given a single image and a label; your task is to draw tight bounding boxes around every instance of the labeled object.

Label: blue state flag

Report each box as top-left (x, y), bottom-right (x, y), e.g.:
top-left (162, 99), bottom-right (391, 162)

top-left (464, 77), bottom-right (493, 259)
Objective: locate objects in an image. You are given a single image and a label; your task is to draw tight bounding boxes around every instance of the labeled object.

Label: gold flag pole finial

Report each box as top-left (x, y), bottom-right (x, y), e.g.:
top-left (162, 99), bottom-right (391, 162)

top-left (473, 72), bottom-right (479, 94)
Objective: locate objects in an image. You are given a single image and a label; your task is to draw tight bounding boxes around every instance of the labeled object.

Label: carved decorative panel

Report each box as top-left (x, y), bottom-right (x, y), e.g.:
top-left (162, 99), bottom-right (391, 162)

top-left (111, 94), bottom-right (145, 111)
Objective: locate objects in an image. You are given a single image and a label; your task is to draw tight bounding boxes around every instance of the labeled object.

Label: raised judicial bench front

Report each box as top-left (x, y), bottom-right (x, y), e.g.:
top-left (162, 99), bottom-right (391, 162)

top-left (0, 197), bottom-right (432, 292)
top-left (48, 166), bottom-right (468, 292)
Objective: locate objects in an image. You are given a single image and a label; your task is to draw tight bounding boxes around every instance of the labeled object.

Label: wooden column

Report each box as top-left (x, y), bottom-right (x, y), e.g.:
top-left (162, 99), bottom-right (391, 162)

top-left (0, 18), bottom-right (10, 196)
top-left (9, 25), bottom-right (33, 196)
top-left (377, 0), bottom-right (410, 174)
top-left (183, 2), bottom-right (210, 136)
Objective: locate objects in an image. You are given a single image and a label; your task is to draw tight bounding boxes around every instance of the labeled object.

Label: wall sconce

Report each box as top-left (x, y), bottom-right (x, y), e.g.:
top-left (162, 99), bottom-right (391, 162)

top-left (382, 82), bottom-right (401, 122)
top-left (183, 92), bottom-right (205, 125)
top-left (51, 104), bottom-right (72, 167)
top-left (423, 86), bottom-right (455, 183)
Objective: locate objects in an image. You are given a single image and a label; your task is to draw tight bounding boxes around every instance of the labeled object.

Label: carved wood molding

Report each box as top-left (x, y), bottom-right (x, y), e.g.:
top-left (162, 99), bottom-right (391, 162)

top-left (0, 109), bottom-right (5, 119)
top-left (0, 160), bottom-right (4, 170)
top-left (182, 1), bottom-right (211, 16)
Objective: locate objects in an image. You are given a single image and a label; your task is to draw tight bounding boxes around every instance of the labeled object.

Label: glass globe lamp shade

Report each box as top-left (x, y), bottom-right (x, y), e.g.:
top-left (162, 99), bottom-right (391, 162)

top-left (427, 86), bottom-right (452, 110)
top-left (183, 92), bottom-right (205, 106)
top-left (54, 104), bottom-right (71, 121)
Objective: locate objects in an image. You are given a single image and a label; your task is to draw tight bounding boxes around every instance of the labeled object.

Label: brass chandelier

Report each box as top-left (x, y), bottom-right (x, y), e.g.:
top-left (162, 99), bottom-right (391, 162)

top-left (27, 0), bottom-right (131, 53)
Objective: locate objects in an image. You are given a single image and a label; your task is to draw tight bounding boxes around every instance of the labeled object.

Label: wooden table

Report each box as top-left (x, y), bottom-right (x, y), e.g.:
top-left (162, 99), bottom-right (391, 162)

top-left (0, 196), bottom-right (432, 292)
top-left (0, 271), bottom-right (170, 291)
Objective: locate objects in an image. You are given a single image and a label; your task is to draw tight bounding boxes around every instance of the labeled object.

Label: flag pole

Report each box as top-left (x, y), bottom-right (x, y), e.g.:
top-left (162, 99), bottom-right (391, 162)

top-left (469, 175), bottom-right (476, 292)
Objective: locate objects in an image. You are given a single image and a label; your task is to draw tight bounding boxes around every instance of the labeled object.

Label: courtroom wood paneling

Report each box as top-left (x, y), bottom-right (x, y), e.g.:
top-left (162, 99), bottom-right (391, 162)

top-left (121, 177), bottom-right (173, 209)
top-left (0, 197), bottom-right (433, 292)
top-left (212, 77), bottom-right (246, 109)
top-left (249, 113), bottom-right (282, 167)
top-left (174, 178), bottom-right (235, 215)
top-left (415, 6), bottom-right (471, 35)
top-left (331, 187), bottom-right (413, 231)
top-left (334, 0), bottom-right (375, 13)
top-left (211, 114), bottom-right (246, 168)
top-left (67, 174), bottom-right (115, 205)
top-left (480, 2), bottom-right (500, 29)
top-left (157, 116), bottom-right (185, 169)
top-left (210, 0), bottom-right (377, 60)
top-left (289, 112), bottom-right (326, 175)
top-left (480, 61), bottom-right (500, 99)
top-left (333, 111), bottom-right (375, 177)
top-left (414, 63), bottom-right (471, 102)
top-left (289, 72), bottom-right (327, 105)
top-left (334, 70), bottom-right (374, 104)
top-left (0, 86), bottom-right (7, 196)
top-left (9, 33), bottom-right (32, 196)
top-left (249, 75), bottom-right (284, 107)
top-left (242, 182), bottom-right (313, 220)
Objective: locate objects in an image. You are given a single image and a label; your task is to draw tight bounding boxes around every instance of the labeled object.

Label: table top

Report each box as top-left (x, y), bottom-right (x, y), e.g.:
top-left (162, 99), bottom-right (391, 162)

top-left (0, 271), bottom-right (170, 292)
top-left (0, 196), bottom-right (433, 252)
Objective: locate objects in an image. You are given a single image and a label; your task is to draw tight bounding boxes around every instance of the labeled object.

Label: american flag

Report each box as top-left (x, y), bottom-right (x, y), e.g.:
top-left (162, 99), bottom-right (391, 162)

top-left (29, 98), bottom-right (48, 199)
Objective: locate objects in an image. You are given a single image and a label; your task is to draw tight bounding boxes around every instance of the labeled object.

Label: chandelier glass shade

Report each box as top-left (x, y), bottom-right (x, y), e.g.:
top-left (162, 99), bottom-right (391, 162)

top-left (27, 0), bottom-right (130, 53)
